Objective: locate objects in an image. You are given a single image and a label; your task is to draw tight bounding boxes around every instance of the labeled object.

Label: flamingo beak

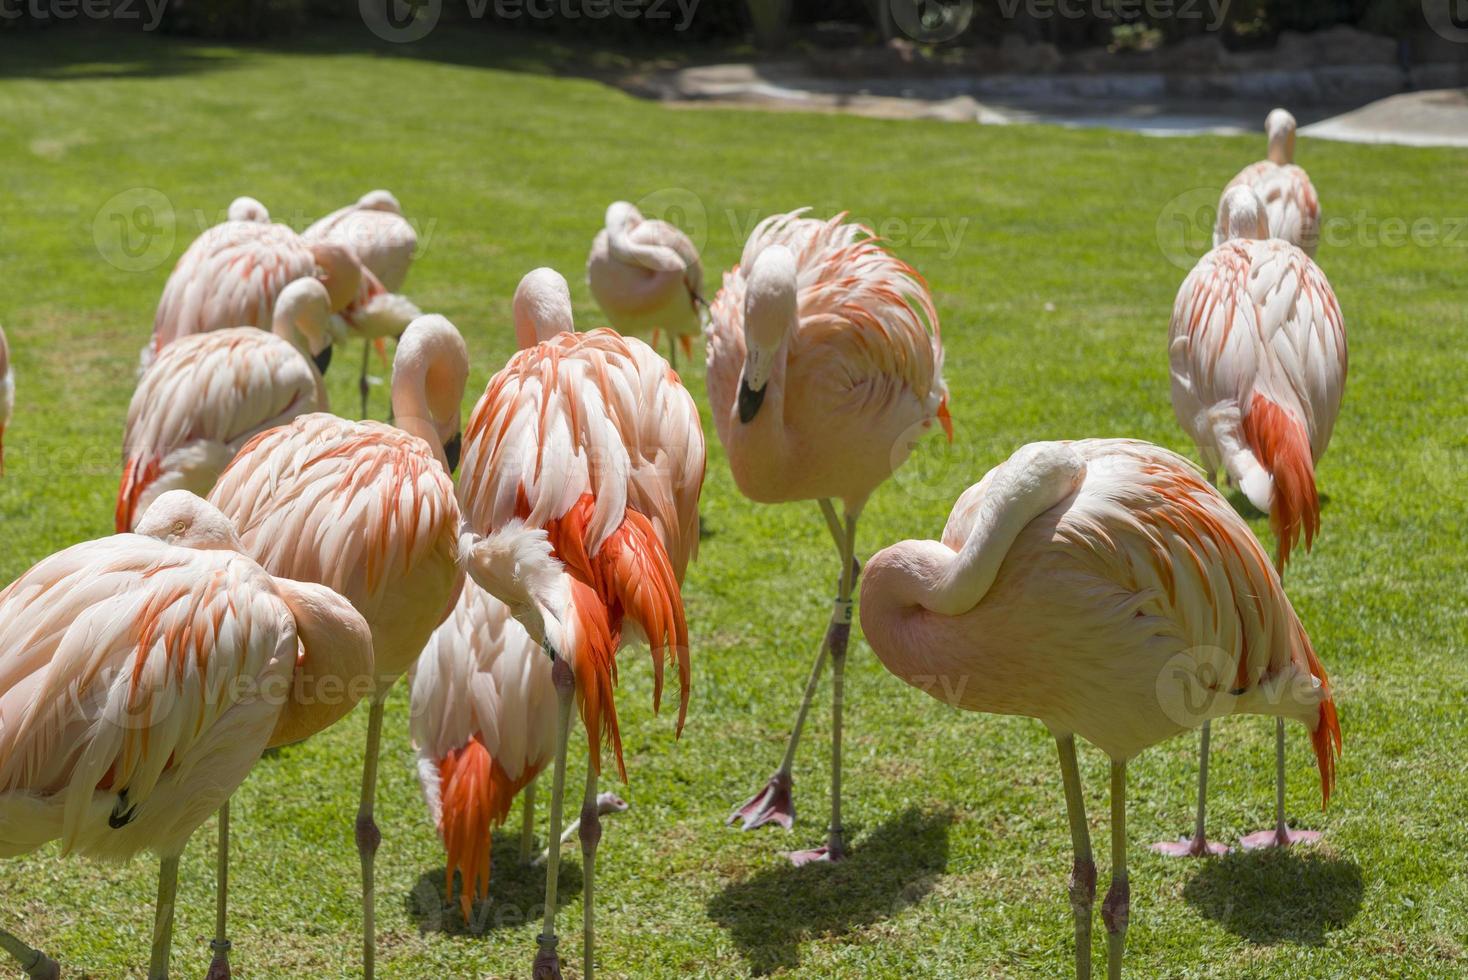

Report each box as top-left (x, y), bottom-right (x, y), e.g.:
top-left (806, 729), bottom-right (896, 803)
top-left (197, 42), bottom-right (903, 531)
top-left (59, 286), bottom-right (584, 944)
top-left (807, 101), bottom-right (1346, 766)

top-left (443, 432), bottom-right (462, 475)
top-left (737, 379), bottom-right (766, 423)
top-left (313, 344), bottom-right (334, 376)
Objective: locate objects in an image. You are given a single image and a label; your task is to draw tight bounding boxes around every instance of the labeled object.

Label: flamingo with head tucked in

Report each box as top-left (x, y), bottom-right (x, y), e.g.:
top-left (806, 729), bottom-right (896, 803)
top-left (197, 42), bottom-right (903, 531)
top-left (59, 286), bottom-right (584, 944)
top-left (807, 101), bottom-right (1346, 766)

top-left (454, 274), bottom-right (703, 977)
top-left (0, 491), bottom-right (372, 980)
top-left (1162, 185), bottom-right (1347, 857)
top-left (204, 315), bottom-right (469, 980)
top-left (1213, 108), bottom-right (1321, 256)
top-left (707, 209), bottom-right (950, 865)
top-left (587, 201), bottom-right (704, 370)
top-left (858, 438), bottom-right (1340, 979)
top-left (116, 278), bottom-right (342, 532)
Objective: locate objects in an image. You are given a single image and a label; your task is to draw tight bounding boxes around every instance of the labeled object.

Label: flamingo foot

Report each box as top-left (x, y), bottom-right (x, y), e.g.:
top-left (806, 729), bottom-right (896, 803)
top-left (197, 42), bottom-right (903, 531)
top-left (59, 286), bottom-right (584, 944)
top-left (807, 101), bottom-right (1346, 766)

top-left (532, 935), bottom-right (562, 980)
top-left (1151, 835), bottom-right (1229, 857)
top-left (727, 771), bottom-right (793, 831)
top-left (1239, 827), bottom-right (1321, 850)
top-left (785, 842), bottom-right (847, 867)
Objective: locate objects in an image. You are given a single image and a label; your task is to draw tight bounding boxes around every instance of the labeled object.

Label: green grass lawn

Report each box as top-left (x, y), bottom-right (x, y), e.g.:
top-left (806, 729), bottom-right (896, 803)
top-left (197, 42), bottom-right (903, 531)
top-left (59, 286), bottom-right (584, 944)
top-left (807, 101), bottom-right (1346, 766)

top-left (1, 26), bottom-right (1466, 980)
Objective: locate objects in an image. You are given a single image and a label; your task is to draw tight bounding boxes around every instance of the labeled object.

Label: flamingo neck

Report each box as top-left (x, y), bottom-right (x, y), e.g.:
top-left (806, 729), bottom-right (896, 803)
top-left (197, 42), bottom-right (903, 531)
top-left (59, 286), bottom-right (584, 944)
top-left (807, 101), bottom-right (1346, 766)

top-left (392, 317), bottom-right (467, 472)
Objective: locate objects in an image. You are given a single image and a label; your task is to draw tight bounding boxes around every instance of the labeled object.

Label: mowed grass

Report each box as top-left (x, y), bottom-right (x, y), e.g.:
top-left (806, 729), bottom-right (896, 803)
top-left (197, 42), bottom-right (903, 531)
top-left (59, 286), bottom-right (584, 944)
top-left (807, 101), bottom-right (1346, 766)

top-left (1, 26), bottom-right (1466, 980)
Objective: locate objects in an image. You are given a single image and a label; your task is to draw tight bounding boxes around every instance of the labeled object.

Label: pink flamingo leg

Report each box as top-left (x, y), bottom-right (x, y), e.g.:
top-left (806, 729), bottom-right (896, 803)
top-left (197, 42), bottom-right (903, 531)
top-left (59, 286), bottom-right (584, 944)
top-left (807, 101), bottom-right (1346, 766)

top-left (1152, 720), bottom-right (1230, 858)
top-left (1240, 717), bottom-right (1322, 850)
top-left (206, 801), bottom-right (233, 980)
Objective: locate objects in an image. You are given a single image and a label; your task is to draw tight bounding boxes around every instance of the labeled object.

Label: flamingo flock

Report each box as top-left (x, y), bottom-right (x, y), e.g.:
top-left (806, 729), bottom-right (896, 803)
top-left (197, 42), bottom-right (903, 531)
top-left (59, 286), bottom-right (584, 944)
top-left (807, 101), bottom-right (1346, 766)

top-left (0, 107), bottom-right (1348, 979)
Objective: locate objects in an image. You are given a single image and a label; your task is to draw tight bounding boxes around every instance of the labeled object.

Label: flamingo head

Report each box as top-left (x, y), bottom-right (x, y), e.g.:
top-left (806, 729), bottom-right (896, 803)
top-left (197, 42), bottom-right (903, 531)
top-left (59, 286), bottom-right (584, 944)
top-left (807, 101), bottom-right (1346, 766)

top-left (513, 267), bottom-right (575, 349)
top-left (393, 315), bottom-right (468, 473)
top-left (274, 277), bottom-right (342, 362)
top-left (605, 200), bottom-right (641, 234)
top-left (135, 491), bottom-right (245, 552)
top-left (1265, 108), bottom-right (1297, 165)
top-left (1219, 186), bottom-right (1269, 243)
top-left (357, 189), bottom-right (402, 214)
top-left (310, 242), bottom-right (363, 313)
top-left (738, 244), bottom-right (798, 423)
top-left (459, 523), bottom-right (572, 661)
top-left (227, 196), bottom-right (270, 223)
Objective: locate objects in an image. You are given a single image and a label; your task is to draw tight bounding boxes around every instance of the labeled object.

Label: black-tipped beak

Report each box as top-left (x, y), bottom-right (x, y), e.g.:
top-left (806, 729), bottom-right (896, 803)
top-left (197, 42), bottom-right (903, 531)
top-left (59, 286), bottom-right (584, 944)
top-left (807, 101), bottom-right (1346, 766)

top-left (737, 379), bottom-right (766, 424)
top-left (313, 344), bottom-right (333, 376)
top-left (443, 432), bottom-right (462, 475)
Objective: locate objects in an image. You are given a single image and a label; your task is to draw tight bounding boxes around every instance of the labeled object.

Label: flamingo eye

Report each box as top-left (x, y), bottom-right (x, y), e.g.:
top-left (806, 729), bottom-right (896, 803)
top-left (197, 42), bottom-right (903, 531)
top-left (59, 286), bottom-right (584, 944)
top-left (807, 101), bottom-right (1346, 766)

top-left (172, 521), bottom-right (187, 535)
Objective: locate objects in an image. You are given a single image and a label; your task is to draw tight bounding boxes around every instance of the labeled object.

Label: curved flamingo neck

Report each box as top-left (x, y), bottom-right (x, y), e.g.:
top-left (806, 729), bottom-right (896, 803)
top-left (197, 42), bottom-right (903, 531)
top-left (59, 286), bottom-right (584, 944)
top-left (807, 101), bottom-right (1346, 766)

top-left (392, 316), bottom-right (467, 471)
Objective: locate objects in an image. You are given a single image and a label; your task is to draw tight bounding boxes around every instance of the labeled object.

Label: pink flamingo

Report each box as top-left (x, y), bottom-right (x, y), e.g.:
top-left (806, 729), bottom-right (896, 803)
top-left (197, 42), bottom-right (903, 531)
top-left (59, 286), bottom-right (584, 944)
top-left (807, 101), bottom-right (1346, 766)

top-left (1163, 185), bottom-right (1347, 857)
top-left (1213, 108), bottom-right (1321, 257)
top-left (146, 211), bottom-right (361, 371)
top-left (205, 315), bottom-right (469, 979)
top-left (0, 324), bottom-right (11, 474)
top-left (225, 196), bottom-right (271, 223)
top-left (0, 491), bottom-right (372, 980)
top-left (411, 269), bottom-right (700, 929)
top-left (707, 209), bottom-right (950, 864)
top-left (116, 278), bottom-right (341, 532)
top-left (306, 190), bottom-right (421, 416)
top-left (455, 293), bottom-right (702, 978)
top-left (587, 201), bottom-right (704, 369)
top-left (858, 438), bottom-right (1341, 979)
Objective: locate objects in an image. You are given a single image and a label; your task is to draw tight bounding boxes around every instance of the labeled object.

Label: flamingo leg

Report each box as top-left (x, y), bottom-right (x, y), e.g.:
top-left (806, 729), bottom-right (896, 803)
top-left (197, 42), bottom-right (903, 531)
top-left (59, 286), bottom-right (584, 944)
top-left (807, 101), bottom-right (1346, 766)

top-left (1055, 734), bottom-right (1094, 980)
top-left (1152, 721), bottom-right (1229, 858)
top-left (533, 659), bottom-right (575, 980)
top-left (1102, 762), bottom-right (1129, 980)
top-left (205, 800), bottom-right (232, 980)
top-left (579, 765), bottom-right (601, 980)
top-left (519, 779), bottom-right (538, 864)
top-left (788, 509), bottom-right (859, 866)
top-left (357, 698), bottom-right (386, 980)
top-left (1240, 717), bottom-right (1321, 850)
top-left (359, 339), bottom-right (372, 419)
top-left (727, 499), bottom-right (853, 832)
top-left (666, 332), bottom-right (678, 373)
top-left (148, 854), bottom-right (181, 980)
top-left (0, 929), bottom-right (58, 979)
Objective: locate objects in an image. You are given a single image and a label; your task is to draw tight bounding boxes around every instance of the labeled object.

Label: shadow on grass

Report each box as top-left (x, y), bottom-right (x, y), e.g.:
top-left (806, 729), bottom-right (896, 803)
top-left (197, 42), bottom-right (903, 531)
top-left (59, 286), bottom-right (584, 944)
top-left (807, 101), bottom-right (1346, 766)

top-left (708, 807), bottom-right (951, 975)
top-left (1182, 847), bottom-right (1362, 944)
top-left (406, 830), bottom-right (577, 937)
top-left (1223, 487), bottom-right (1332, 519)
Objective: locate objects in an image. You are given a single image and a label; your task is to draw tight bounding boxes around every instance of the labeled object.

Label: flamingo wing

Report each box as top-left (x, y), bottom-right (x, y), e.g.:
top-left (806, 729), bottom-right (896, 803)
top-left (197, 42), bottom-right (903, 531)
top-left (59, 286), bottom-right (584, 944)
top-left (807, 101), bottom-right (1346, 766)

top-left (0, 539), bottom-right (299, 859)
top-left (117, 329), bottom-right (325, 532)
top-left (151, 222), bottom-right (316, 360)
top-left (306, 209), bottom-right (417, 293)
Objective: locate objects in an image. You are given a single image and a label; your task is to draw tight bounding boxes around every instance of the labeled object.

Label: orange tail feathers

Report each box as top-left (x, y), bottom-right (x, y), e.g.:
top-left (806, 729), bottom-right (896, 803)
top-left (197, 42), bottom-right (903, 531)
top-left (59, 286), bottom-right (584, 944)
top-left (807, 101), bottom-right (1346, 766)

top-left (115, 457), bottom-right (160, 533)
top-left (1243, 393), bottom-right (1319, 571)
top-left (1297, 626), bottom-right (1342, 808)
top-left (436, 736), bottom-right (537, 922)
top-left (568, 577), bottom-right (626, 781)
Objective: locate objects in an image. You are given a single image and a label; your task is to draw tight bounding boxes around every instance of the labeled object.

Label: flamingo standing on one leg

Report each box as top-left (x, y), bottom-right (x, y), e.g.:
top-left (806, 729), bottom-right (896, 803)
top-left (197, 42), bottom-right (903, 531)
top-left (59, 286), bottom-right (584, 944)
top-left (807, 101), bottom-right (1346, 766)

top-left (0, 491), bottom-right (372, 980)
top-left (0, 324), bottom-right (11, 475)
top-left (116, 278), bottom-right (342, 532)
top-left (1213, 108), bottom-right (1321, 257)
top-left (205, 315), bottom-right (469, 979)
top-left (145, 213), bottom-right (361, 371)
top-left (707, 209), bottom-right (950, 864)
top-left (1161, 185), bottom-right (1347, 857)
top-left (410, 268), bottom-right (699, 927)
top-left (587, 201), bottom-right (704, 370)
top-left (455, 296), bottom-right (702, 978)
top-left (859, 439), bottom-right (1341, 979)
top-left (305, 190), bottom-right (421, 417)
